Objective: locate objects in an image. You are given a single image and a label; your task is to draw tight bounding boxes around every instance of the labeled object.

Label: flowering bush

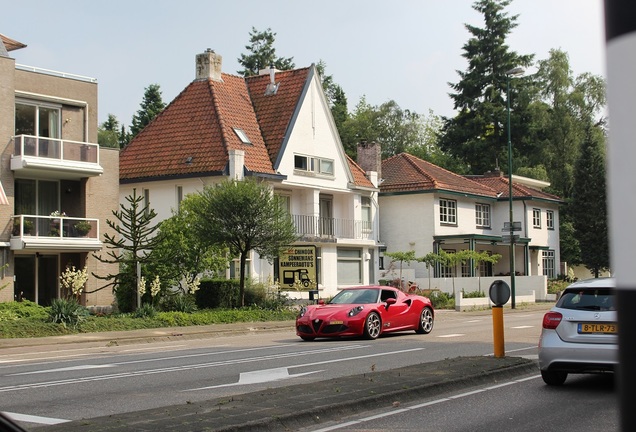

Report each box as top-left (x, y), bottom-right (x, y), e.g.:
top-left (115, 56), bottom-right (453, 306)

top-left (59, 265), bottom-right (89, 298)
top-left (50, 210), bottom-right (67, 218)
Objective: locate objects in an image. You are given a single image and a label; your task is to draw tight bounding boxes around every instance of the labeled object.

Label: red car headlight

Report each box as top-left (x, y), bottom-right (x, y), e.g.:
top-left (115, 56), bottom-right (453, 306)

top-left (348, 305), bottom-right (364, 317)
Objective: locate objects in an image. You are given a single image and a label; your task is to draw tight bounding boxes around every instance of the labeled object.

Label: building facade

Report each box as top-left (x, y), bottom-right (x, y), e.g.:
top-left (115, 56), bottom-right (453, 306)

top-left (0, 34), bottom-right (118, 307)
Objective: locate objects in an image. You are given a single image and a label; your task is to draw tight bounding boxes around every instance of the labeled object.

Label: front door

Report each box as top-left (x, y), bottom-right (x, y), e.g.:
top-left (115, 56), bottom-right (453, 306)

top-left (14, 254), bottom-right (59, 305)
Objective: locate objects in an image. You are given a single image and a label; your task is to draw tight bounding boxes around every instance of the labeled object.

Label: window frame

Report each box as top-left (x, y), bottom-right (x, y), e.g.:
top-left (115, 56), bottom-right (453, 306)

top-left (546, 210), bottom-right (555, 230)
top-left (337, 248), bottom-right (362, 285)
top-left (439, 198), bottom-right (457, 225)
top-left (475, 203), bottom-right (491, 228)
top-left (542, 250), bottom-right (556, 279)
top-left (533, 208), bottom-right (541, 228)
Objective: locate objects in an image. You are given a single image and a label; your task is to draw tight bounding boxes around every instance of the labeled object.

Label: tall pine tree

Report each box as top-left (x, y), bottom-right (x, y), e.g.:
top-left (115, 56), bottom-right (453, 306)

top-left (237, 27), bottom-right (295, 77)
top-left (571, 126), bottom-right (609, 277)
top-left (439, 0), bottom-right (533, 174)
top-left (130, 84), bottom-right (166, 138)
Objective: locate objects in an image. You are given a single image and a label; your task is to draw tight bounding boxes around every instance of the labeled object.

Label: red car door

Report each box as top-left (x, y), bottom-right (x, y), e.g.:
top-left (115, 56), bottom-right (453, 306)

top-left (380, 289), bottom-right (411, 330)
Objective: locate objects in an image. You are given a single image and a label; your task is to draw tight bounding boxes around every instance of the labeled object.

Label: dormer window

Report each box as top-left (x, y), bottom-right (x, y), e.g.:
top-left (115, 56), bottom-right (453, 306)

top-left (294, 154), bottom-right (334, 176)
top-left (233, 128), bottom-right (251, 145)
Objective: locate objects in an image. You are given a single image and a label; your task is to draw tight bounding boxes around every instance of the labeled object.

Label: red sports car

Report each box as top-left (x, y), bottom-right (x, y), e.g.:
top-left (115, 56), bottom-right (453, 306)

top-left (296, 285), bottom-right (434, 341)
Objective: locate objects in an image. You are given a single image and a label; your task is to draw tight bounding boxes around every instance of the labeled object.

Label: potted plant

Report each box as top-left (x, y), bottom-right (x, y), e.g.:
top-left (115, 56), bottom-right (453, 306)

top-left (13, 219), bottom-right (34, 235)
top-left (74, 220), bottom-right (92, 237)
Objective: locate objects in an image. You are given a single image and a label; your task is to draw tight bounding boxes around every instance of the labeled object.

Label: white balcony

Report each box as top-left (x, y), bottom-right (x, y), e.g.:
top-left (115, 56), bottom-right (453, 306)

top-left (292, 215), bottom-right (376, 242)
top-left (11, 214), bottom-right (102, 251)
top-left (11, 135), bottom-right (103, 179)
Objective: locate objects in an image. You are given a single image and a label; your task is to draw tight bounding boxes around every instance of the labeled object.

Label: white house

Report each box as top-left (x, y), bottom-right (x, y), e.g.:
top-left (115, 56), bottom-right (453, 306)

top-left (119, 50), bottom-right (380, 299)
top-left (370, 151), bottom-right (561, 296)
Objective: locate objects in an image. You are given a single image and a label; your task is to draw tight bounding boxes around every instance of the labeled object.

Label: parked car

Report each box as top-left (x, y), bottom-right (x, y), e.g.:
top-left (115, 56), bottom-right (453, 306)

top-left (295, 285), bottom-right (434, 341)
top-left (538, 277), bottom-right (617, 385)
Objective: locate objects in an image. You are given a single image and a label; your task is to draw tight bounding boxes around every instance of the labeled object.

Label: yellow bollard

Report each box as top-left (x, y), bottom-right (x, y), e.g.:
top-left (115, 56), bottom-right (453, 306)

top-left (492, 305), bottom-right (505, 358)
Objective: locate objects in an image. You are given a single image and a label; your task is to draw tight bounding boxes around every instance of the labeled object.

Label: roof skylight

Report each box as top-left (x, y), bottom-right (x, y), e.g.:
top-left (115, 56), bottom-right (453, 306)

top-left (233, 128), bottom-right (252, 145)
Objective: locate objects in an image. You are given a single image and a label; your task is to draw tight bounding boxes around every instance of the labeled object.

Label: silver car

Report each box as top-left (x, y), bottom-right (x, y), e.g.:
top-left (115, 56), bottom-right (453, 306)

top-left (538, 277), bottom-right (617, 386)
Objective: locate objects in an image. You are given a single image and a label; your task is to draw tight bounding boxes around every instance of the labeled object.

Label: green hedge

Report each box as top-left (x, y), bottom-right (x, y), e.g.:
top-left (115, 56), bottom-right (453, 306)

top-left (195, 278), bottom-right (241, 309)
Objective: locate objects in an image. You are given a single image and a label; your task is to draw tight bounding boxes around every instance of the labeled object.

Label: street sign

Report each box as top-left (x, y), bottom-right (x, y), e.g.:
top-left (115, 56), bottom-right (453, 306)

top-left (501, 235), bottom-right (519, 243)
top-left (503, 221), bottom-right (522, 231)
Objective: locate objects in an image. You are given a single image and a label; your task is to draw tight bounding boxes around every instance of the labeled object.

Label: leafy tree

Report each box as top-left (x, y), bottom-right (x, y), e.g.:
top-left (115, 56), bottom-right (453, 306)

top-left (192, 179), bottom-right (299, 306)
top-left (97, 114), bottom-right (121, 148)
top-left (92, 190), bottom-right (163, 311)
top-left (130, 84), bottom-right (166, 138)
top-left (340, 98), bottom-right (425, 160)
top-left (384, 250), bottom-right (417, 288)
top-left (571, 126), bottom-right (609, 277)
top-left (439, 0), bottom-right (533, 174)
top-left (147, 194), bottom-right (229, 295)
top-left (237, 27), bottom-right (295, 77)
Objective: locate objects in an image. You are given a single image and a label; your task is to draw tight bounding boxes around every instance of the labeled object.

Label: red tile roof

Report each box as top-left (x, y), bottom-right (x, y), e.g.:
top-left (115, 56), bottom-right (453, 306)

top-left (381, 153), bottom-right (496, 197)
top-left (347, 156), bottom-right (375, 189)
top-left (0, 34), bottom-right (26, 52)
top-left (247, 68), bottom-right (311, 166)
top-left (120, 75), bottom-right (276, 181)
top-left (121, 63), bottom-right (374, 190)
top-left (471, 173), bottom-right (562, 202)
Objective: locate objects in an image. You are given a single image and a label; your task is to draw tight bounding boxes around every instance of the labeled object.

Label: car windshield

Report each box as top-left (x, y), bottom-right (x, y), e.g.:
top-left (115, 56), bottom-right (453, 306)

top-left (329, 288), bottom-right (379, 304)
top-left (557, 287), bottom-right (615, 311)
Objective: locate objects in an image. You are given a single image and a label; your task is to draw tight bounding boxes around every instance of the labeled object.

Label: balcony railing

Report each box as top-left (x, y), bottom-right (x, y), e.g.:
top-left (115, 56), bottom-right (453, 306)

top-left (12, 215), bottom-right (99, 241)
top-left (11, 135), bottom-right (103, 178)
top-left (292, 214), bottom-right (376, 241)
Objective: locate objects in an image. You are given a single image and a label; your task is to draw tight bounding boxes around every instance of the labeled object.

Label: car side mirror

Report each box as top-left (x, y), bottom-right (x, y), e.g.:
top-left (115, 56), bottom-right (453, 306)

top-left (385, 298), bottom-right (397, 309)
top-left (318, 299), bottom-right (325, 305)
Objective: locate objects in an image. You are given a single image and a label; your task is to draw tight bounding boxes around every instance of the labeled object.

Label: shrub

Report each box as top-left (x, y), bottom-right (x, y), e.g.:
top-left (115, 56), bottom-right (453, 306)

top-left (133, 303), bottom-right (157, 318)
top-left (195, 279), bottom-right (240, 309)
top-left (462, 290), bottom-right (487, 298)
top-left (418, 289), bottom-right (455, 309)
top-left (48, 298), bottom-right (89, 328)
top-left (548, 279), bottom-right (570, 295)
top-left (161, 294), bottom-right (197, 313)
top-left (0, 300), bottom-right (48, 321)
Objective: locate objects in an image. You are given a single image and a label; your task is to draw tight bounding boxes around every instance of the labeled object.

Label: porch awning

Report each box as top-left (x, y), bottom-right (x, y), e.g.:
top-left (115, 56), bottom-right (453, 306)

top-left (433, 234), bottom-right (530, 245)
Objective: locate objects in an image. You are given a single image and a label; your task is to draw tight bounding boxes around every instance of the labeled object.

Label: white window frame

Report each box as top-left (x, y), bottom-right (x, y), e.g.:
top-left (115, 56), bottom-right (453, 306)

top-left (542, 250), bottom-right (556, 279)
top-left (475, 203), bottom-right (491, 228)
top-left (533, 208), bottom-right (541, 228)
top-left (546, 210), bottom-right (555, 230)
top-left (294, 154), bottom-right (334, 176)
top-left (440, 198), bottom-right (457, 225)
top-left (15, 99), bottom-right (62, 139)
top-left (337, 248), bottom-right (362, 284)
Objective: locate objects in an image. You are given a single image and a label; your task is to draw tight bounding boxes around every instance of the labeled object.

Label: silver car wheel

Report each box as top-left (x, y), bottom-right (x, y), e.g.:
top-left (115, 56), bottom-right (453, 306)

top-left (364, 312), bottom-right (381, 340)
top-left (416, 307), bottom-right (434, 334)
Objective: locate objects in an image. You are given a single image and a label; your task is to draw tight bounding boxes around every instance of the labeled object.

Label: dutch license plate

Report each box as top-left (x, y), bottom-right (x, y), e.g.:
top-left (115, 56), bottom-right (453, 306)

top-left (330, 320), bottom-right (344, 325)
top-left (578, 323), bottom-right (617, 334)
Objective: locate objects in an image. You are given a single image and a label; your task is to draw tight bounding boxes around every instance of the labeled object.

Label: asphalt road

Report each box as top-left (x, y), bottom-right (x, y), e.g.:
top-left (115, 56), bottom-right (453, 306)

top-left (0, 304), bottom-right (552, 430)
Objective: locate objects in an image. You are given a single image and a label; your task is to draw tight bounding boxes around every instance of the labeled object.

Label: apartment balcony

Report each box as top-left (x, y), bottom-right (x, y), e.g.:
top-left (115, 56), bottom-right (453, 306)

top-left (11, 135), bottom-right (103, 179)
top-left (10, 214), bottom-right (102, 251)
top-left (292, 215), bottom-right (376, 242)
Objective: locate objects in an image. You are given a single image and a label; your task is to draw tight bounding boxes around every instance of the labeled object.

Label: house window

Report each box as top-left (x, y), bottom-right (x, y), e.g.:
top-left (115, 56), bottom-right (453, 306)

top-left (294, 154), bottom-right (334, 176)
top-left (337, 248), bottom-right (362, 284)
top-left (438, 249), bottom-right (455, 278)
top-left (15, 101), bottom-right (61, 139)
top-left (479, 251), bottom-right (494, 277)
top-left (533, 208), bottom-right (541, 228)
top-left (440, 199), bottom-right (457, 225)
top-left (475, 203), bottom-right (491, 228)
top-left (546, 210), bottom-right (555, 230)
top-left (542, 250), bottom-right (556, 279)
top-left (233, 128), bottom-right (252, 144)
top-left (361, 197), bottom-right (372, 231)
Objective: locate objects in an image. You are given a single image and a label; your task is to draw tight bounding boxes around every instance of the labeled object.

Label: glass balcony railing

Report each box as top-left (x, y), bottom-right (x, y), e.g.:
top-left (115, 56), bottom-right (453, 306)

top-left (12, 214), bottom-right (99, 240)
top-left (292, 215), bottom-right (375, 241)
top-left (14, 135), bottom-right (99, 164)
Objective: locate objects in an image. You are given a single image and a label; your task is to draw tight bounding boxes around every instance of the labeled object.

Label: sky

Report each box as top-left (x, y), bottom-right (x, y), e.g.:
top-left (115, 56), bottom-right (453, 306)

top-left (3, 1), bottom-right (605, 126)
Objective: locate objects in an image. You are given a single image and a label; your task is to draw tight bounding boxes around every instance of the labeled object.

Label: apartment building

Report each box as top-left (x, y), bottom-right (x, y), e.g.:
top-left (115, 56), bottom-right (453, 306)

top-left (0, 34), bottom-right (118, 306)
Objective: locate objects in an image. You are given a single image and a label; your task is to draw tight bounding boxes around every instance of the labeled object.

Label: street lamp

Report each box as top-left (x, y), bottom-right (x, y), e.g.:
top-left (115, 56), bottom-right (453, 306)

top-left (506, 66), bottom-right (524, 309)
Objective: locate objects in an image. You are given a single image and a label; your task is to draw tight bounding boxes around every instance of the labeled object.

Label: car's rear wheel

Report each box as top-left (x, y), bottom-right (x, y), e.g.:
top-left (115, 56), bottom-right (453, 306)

top-left (541, 370), bottom-right (568, 386)
top-left (300, 336), bottom-right (315, 342)
top-left (416, 307), bottom-right (434, 334)
top-left (363, 312), bottom-right (381, 340)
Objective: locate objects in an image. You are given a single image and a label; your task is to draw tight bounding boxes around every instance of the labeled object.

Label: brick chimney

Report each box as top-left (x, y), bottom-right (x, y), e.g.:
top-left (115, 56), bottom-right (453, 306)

top-left (196, 49), bottom-right (223, 82)
top-left (356, 141), bottom-right (381, 180)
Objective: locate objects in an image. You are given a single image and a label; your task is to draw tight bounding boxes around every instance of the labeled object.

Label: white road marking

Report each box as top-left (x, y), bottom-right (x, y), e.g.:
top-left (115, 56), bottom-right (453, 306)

top-left (511, 325), bottom-right (534, 329)
top-left (310, 374), bottom-right (542, 431)
top-left (466, 320), bottom-right (482, 323)
top-left (186, 367), bottom-right (322, 390)
top-left (9, 364), bottom-right (116, 376)
top-left (437, 334), bottom-right (465, 338)
top-left (2, 411), bottom-right (69, 425)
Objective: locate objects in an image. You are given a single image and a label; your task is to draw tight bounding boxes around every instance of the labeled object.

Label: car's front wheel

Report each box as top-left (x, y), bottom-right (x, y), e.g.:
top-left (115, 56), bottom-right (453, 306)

top-left (363, 312), bottom-right (381, 340)
top-left (416, 307), bottom-right (434, 334)
top-left (541, 370), bottom-right (567, 386)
